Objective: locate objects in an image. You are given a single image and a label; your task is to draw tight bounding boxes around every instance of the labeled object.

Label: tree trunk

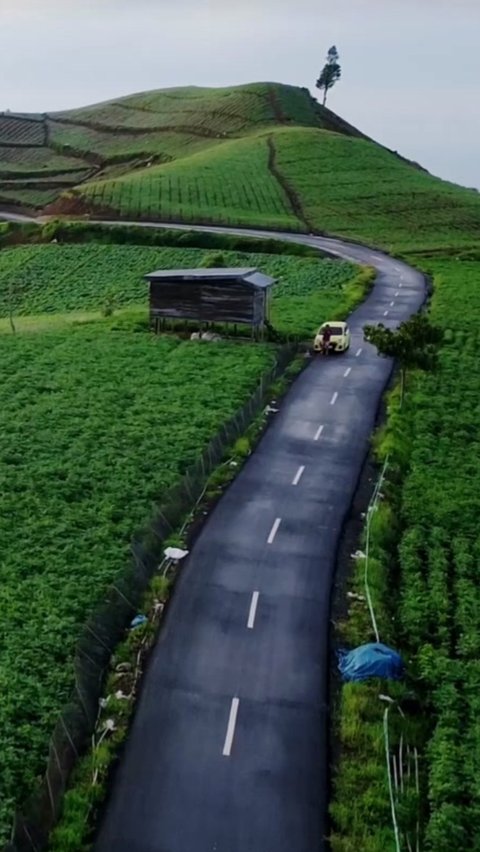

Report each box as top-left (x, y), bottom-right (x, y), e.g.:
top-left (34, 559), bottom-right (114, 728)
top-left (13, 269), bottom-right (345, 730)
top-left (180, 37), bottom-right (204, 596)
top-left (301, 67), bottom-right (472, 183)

top-left (400, 368), bottom-right (406, 406)
top-left (8, 284), bottom-right (16, 334)
top-left (323, 88), bottom-right (327, 107)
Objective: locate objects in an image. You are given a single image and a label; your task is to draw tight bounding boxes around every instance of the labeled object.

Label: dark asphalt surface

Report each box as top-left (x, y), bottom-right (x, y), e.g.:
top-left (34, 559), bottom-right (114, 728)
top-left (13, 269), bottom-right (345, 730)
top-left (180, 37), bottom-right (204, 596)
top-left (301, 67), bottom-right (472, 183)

top-left (0, 212), bottom-right (426, 852)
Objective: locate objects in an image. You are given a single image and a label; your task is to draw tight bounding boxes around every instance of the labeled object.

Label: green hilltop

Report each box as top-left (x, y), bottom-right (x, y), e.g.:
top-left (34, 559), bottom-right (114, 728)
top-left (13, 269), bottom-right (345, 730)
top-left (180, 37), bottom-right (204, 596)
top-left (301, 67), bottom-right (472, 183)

top-left (2, 81), bottom-right (479, 250)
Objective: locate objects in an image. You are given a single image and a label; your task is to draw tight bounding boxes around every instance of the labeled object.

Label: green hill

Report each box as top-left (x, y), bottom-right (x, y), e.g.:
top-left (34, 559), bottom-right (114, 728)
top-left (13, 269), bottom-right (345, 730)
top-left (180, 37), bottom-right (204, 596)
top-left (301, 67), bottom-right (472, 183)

top-left (0, 82), bottom-right (356, 211)
top-left (2, 81), bottom-right (479, 253)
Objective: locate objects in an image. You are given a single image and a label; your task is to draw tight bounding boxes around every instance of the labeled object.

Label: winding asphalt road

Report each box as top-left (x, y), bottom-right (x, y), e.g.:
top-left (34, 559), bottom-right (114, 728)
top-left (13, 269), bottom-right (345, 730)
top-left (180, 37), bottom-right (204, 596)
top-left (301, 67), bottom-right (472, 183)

top-left (0, 212), bottom-right (425, 851)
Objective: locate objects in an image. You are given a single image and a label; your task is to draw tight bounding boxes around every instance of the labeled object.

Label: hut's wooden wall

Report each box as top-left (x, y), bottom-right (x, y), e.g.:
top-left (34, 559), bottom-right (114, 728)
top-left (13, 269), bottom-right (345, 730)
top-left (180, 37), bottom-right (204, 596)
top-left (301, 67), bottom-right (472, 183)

top-left (150, 280), bottom-right (266, 327)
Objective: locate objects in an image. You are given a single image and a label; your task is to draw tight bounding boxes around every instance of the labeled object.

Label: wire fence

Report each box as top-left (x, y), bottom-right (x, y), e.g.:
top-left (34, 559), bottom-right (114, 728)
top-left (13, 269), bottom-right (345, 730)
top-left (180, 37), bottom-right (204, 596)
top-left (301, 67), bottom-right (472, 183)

top-left (5, 343), bottom-right (297, 852)
top-left (363, 455), bottom-right (420, 852)
top-left (363, 455), bottom-right (389, 643)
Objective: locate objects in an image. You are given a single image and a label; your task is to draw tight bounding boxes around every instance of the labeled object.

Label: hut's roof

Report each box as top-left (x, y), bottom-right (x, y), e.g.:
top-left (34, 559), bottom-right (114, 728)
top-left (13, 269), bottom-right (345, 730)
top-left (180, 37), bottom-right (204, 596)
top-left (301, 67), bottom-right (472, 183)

top-left (145, 268), bottom-right (275, 289)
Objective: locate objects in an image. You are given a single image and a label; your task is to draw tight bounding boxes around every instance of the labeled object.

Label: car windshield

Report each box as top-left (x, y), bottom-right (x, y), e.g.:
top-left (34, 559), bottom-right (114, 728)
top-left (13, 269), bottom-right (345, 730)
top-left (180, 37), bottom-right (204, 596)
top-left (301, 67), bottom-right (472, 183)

top-left (322, 326), bottom-right (344, 335)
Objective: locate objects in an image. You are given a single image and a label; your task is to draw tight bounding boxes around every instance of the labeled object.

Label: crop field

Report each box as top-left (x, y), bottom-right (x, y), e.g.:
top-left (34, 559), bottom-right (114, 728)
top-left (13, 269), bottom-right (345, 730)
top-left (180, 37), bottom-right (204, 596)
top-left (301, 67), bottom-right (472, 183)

top-left (0, 83), bottom-right (362, 214)
top-left (0, 146), bottom-right (89, 174)
top-left (0, 242), bottom-right (357, 337)
top-left (0, 326), bottom-right (275, 844)
top-left (4, 83), bottom-right (480, 251)
top-left (56, 82), bottom-right (319, 136)
top-left (68, 124), bottom-right (480, 250)
top-left (0, 186), bottom-right (60, 207)
top-left (394, 256), bottom-right (480, 849)
top-left (78, 132), bottom-right (302, 228)
top-left (0, 115), bottom-right (45, 146)
top-left (3, 79), bottom-right (480, 850)
top-left (330, 254), bottom-right (480, 851)
top-left (0, 230), bottom-right (363, 841)
top-left (48, 121), bottom-right (226, 164)
top-left (272, 127), bottom-right (480, 250)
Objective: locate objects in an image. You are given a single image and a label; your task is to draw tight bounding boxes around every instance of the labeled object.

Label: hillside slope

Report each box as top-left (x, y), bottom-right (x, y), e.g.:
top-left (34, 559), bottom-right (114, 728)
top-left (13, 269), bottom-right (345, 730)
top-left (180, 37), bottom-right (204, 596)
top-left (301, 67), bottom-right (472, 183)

top-left (2, 79), bottom-right (480, 250)
top-left (67, 125), bottom-right (480, 251)
top-left (0, 82), bottom-right (361, 211)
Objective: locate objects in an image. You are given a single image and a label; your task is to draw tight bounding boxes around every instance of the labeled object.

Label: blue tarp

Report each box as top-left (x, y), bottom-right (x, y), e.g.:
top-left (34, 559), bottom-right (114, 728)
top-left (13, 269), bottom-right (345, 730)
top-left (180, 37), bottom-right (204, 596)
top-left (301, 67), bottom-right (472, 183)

top-left (338, 642), bottom-right (404, 682)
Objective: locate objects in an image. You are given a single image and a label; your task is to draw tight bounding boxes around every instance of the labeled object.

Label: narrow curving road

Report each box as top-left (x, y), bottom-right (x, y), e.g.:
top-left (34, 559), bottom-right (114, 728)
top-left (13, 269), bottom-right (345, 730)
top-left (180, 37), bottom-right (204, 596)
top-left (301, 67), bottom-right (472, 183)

top-left (0, 212), bottom-right (425, 851)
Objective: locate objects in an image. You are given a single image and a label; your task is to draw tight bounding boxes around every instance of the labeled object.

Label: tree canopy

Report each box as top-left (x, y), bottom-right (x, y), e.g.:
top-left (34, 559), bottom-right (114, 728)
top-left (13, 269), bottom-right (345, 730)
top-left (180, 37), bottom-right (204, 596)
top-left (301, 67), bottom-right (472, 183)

top-left (364, 314), bottom-right (444, 401)
top-left (316, 46), bottom-right (342, 106)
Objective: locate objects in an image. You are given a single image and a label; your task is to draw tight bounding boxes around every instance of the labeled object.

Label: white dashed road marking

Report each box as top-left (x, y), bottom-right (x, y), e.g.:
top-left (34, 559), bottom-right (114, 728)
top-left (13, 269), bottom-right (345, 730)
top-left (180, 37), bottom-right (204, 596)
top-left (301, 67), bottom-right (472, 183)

top-left (343, 367), bottom-right (351, 378)
top-left (395, 291), bottom-right (400, 297)
top-left (223, 698), bottom-right (240, 757)
top-left (292, 465), bottom-right (305, 486)
top-left (330, 392), bottom-right (338, 406)
top-left (390, 301), bottom-right (395, 307)
top-left (314, 424), bottom-right (324, 442)
top-left (355, 348), bottom-right (362, 357)
top-left (267, 518), bottom-right (281, 544)
top-left (247, 592), bottom-right (259, 629)
top-left (383, 310), bottom-right (389, 316)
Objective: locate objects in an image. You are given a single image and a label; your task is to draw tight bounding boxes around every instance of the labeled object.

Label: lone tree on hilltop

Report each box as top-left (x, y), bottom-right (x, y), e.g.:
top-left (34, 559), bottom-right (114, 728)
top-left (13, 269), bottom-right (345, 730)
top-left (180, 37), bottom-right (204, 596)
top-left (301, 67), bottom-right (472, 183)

top-left (316, 45), bottom-right (342, 107)
top-left (364, 314), bottom-right (444, 404)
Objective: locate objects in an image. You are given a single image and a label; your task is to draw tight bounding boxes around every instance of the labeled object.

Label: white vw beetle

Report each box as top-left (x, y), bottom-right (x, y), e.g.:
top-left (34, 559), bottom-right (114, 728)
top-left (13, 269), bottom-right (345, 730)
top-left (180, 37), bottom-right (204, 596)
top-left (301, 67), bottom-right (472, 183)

top-left (313, 321), bottom-right (351, 354)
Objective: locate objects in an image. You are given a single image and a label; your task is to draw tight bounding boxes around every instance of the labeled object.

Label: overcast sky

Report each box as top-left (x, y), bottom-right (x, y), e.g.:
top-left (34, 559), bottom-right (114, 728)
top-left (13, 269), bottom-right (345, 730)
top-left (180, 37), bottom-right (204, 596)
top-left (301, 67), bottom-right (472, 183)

top-left (1, 0), bottom-right (479, 188)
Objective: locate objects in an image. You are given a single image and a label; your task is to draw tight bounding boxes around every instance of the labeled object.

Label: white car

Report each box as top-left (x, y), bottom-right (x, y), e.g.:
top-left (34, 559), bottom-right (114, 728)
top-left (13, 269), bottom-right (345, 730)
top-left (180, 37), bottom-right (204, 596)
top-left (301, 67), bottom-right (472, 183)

top-left (313, 321), bottom-right (351, 353)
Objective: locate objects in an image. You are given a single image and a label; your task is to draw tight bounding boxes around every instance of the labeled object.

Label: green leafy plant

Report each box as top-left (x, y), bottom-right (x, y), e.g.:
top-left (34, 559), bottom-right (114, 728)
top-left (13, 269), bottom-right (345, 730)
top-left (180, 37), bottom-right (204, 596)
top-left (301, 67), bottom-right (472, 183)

top-left (364, 314), bottom-right (444, 402)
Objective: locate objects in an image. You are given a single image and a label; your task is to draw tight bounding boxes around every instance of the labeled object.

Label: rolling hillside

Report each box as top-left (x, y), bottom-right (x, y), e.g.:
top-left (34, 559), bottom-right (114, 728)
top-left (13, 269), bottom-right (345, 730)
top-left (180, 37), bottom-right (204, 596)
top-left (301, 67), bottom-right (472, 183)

top-left (0, 82), bottom-right (359, 211)
top-left (2, 81), bottom-right (480, 252)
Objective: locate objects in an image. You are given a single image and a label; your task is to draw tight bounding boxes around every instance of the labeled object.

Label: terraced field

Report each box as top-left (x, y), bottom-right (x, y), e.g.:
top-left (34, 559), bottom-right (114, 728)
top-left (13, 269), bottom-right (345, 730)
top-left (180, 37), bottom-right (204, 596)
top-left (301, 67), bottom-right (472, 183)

top-left (0, 82), bottom-right (332, 210)
top-left (79, 134), bottom-right (301, 228)
top-left (72, 125), bottom-right (480, 249)
top-left (3, 82), bottom-right (480, 255)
